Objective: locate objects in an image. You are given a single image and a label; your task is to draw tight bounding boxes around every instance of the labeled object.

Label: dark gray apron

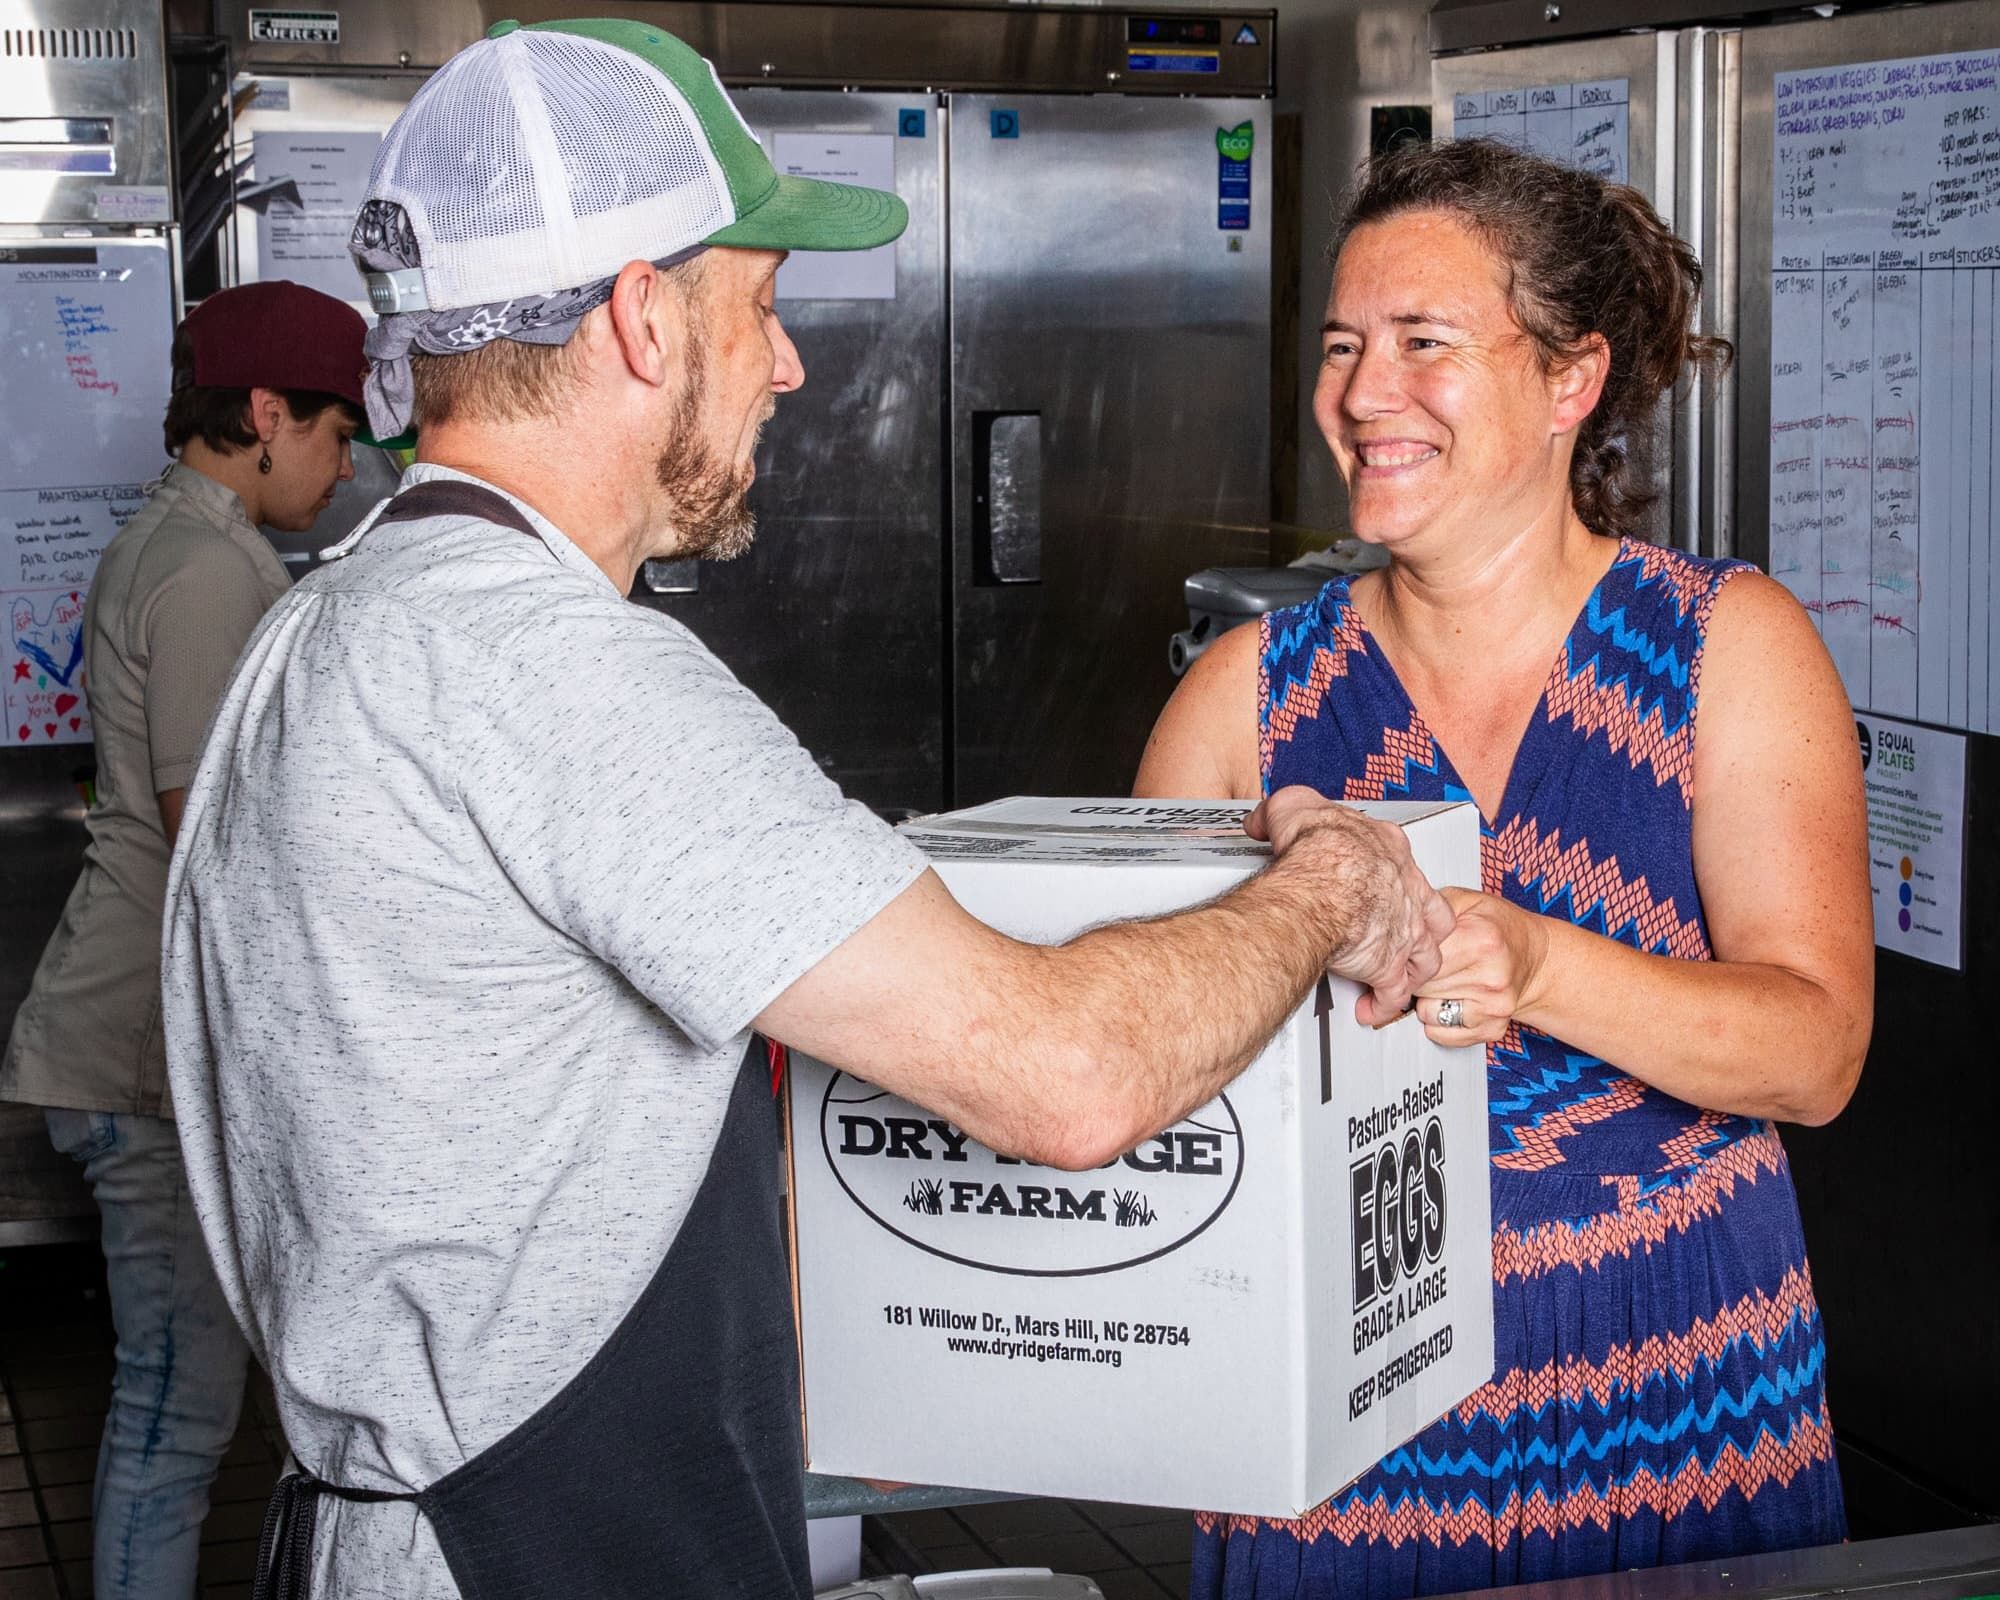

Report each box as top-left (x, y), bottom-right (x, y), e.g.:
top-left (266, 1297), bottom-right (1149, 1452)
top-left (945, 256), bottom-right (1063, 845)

top-left (252, 480), bottom-right (811, 1599)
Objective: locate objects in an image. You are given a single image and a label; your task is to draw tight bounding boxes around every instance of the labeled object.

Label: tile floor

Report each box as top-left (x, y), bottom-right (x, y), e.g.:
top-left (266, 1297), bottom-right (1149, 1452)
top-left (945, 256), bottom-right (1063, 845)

top-left (0, 1242), bottom-right (287, 1599)
top-left (1, 1241), bottom-right (1194, 1599)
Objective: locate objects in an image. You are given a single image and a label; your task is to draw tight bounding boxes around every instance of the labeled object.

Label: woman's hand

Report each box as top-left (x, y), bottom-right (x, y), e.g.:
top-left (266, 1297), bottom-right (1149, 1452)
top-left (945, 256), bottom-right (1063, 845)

top-left (1410, 887), bottom-right (1551, 1047)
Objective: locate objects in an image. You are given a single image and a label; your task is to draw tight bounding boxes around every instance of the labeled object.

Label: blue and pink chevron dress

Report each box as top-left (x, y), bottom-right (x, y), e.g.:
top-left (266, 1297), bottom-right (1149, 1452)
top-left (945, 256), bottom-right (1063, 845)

top-left (1192, 540), bottom-right (1845, 1597)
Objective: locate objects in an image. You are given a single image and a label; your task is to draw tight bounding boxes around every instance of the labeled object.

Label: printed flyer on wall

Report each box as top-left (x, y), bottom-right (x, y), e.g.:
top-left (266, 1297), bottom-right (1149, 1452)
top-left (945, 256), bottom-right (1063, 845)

top-left (1855, 712), bottom-right (1966, 970)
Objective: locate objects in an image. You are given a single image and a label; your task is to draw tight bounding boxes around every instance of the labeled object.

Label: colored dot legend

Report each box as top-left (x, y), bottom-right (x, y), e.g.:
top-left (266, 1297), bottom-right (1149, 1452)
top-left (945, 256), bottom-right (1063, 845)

top-left (1899, 857), bottom-right (1913, 879)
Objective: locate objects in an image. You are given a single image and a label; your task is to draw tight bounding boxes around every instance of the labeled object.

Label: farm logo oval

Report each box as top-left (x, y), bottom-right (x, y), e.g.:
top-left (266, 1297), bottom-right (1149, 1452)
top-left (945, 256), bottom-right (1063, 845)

top-left (817, 1074), bottom-right (1244, 1276)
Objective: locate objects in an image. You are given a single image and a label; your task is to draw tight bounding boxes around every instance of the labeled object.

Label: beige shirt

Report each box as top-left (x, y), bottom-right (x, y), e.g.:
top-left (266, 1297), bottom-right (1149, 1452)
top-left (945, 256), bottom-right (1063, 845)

top-left (3, 464), bottom-right (290, 1115)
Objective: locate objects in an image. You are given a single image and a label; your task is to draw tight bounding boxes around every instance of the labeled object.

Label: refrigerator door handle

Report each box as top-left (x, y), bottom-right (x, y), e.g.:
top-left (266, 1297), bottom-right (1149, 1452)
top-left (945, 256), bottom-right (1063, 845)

top-left (972, 409), bottom-right (1042, 585)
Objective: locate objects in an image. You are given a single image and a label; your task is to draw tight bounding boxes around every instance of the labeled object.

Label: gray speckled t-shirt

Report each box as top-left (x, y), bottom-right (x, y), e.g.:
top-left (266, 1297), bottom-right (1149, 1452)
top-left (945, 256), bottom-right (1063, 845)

top-left (162, 464), bottom-right (924, 1598)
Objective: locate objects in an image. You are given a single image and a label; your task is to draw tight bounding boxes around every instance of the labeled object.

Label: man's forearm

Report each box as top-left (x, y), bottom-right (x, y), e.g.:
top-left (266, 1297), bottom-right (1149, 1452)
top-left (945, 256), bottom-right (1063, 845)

top-left (758, 795), bottom-right (1442, 1177)
top-left (978, 839), bottom-right (1361, 1168)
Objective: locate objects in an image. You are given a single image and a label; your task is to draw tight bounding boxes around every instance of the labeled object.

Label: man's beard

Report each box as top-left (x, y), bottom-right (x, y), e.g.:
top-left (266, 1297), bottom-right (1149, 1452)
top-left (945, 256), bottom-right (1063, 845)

top-left (654, 341), bottom-right (767, 562)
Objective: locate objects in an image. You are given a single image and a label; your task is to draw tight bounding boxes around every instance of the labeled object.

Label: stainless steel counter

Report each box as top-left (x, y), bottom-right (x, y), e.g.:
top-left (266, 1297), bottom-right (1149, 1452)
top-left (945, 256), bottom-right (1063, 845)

top-left (0, 746), bottom-right (95, 1243)
top-left (1434, 1525), bottom-right (2000, 1600)
top-left (804, 1474), bottom-right (1017, 1521)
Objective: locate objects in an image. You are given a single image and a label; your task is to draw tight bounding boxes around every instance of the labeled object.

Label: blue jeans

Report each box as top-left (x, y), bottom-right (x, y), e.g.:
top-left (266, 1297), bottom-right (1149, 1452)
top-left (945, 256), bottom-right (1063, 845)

top-left (46, 1108), bottom-right (252, 1599)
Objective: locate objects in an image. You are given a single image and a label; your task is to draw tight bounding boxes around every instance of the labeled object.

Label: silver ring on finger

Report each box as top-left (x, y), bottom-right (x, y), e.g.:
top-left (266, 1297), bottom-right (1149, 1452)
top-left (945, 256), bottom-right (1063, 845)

top-left (1436, 998), bottom-right (1467, 1029)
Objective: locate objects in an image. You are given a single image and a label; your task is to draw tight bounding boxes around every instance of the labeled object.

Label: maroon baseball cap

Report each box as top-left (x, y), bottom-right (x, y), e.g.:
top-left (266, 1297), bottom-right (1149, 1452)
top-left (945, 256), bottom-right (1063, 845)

top-left (180, 279), bottom-right (371, 421)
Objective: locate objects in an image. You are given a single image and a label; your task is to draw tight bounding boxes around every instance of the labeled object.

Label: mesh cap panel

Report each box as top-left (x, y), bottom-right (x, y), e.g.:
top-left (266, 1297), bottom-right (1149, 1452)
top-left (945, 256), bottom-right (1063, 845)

top-left (365, 30), bottom-right (735, 309)
top-left (536, 33), bottom-right (722, 219)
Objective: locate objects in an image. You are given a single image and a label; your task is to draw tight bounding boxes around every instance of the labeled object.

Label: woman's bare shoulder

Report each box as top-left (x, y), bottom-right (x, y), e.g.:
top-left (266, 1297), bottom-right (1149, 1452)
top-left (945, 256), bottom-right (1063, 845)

top-left (1695, 567), bottom-right (1855, 781)
top-left (1699, 568), bottom-right (1833, 693)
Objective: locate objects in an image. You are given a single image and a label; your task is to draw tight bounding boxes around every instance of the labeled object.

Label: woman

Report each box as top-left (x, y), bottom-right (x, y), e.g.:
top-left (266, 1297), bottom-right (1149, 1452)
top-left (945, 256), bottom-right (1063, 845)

top-left (1137, 140), bottom-right (1871, 1595)
top-left (0, 279), bottom-right (367, 1599)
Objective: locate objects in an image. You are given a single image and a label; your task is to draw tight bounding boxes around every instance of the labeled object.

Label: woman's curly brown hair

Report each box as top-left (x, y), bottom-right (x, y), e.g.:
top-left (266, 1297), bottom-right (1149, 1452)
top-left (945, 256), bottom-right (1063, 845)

top-left (1332, 139), bottom-right (1731, 539)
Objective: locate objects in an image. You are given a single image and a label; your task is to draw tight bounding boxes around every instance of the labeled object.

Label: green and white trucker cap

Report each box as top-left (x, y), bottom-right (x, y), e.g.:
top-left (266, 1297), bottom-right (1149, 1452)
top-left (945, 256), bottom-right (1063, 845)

top-left (360, 17), bottom-right (906, 313)
top-left (349, 17), bottom-right (907, 439)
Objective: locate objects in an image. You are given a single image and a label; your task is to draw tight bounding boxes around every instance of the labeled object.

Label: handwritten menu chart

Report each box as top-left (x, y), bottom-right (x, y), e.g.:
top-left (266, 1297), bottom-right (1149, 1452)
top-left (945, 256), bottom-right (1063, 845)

top-left (0, 243), bottom-right (172, 746)
top-left (1769, 48), bottom-right (2000, 733)
top-left (1451, 80), bottom-right (1630, 185)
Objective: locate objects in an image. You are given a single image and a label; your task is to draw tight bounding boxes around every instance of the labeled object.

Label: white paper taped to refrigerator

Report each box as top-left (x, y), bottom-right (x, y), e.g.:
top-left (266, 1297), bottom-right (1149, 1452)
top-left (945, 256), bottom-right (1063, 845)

top-left (770, 133), bottom-right (897, 301)
top-left (1, 243), bottom-right (174, 748)
top-left (1450, 80), bottom-right (1629, 184)
top-left (1767, 47), bottom-right (2000, 734)
top-left (249, 130), bottom-right (381, 305)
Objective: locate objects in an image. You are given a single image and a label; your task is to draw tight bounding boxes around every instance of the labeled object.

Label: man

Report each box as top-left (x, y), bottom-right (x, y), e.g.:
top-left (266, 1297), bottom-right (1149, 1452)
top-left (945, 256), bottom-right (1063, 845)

top-left (2, 280), bottom-right (366, 1599)
top-left (161, 20), bottom-right (1451, 1600)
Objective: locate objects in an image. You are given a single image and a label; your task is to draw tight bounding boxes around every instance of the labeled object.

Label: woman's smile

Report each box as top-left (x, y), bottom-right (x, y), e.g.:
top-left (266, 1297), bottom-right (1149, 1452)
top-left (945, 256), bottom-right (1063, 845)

top-left (1350, 438), bottom-right (1442, 474)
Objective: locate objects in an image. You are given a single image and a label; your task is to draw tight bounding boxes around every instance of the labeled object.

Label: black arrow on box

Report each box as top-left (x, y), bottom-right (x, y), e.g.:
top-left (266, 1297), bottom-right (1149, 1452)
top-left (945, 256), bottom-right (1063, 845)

top-left (1317, 975), bottom-right (1334, 1105)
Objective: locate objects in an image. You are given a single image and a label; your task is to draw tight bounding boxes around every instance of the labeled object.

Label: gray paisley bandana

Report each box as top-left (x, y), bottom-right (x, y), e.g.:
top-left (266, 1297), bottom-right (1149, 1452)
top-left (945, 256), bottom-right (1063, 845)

top-left (350, 200), bottom-right (706, 442)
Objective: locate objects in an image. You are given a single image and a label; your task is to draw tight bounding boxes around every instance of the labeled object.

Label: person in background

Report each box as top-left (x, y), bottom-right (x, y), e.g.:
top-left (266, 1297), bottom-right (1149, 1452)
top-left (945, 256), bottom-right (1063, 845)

top-left (1136, 138), bottom-right (1871, 1596)
top-left (1, 279), bottom-right (367, 1599)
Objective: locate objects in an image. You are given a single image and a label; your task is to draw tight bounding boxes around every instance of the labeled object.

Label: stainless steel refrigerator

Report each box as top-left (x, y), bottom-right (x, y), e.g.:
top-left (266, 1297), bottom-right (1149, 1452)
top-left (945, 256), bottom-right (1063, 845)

top-left (1430, 0), bottom-right (2000, 1527)
top-left (221, 0), bottom-right (1279, 813)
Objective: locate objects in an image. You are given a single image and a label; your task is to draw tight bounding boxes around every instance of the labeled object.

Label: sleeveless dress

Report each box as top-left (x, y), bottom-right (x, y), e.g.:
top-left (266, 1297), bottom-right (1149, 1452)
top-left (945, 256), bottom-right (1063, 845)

top-left (1192, 539), bottom-right (1846, 1597)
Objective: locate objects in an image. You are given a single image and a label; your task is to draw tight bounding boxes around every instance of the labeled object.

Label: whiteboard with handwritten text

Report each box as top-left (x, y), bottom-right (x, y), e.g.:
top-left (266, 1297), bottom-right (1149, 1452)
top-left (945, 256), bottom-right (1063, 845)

top-left (0, 238), bottom-right (173, 747)
top-left (1768, 47), bottom-right (2000, 733)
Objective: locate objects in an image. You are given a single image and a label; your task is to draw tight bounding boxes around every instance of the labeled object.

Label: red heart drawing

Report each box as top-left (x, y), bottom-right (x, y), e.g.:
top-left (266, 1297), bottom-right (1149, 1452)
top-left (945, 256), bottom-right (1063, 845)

top-left (43, 722), bottom-right (56, 737)
top-left (69, 716), bottom-right (82, 731)
top-left (54, 693), bottom-right (78, 716)
top-left (15, 724), bottom-right (27, 742)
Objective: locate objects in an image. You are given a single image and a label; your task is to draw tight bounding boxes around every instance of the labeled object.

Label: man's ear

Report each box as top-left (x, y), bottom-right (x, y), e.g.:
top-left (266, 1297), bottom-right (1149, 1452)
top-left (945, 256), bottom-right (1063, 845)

top-left (603, 259), bottom-right (688, 391)
top-left (1550, 332), bottom-right (1610, 437)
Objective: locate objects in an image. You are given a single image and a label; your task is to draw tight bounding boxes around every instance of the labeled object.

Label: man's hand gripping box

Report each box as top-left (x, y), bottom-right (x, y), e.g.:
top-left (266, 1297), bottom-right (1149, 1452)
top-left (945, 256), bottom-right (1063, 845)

top-left (786, 798), bottom-right (1492, 1516)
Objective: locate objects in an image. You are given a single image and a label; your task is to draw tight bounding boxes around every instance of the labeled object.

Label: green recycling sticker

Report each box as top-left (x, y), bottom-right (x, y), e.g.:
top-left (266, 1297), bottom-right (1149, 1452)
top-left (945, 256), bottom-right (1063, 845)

top-left (1217, 121), bottom-right (1253, 230)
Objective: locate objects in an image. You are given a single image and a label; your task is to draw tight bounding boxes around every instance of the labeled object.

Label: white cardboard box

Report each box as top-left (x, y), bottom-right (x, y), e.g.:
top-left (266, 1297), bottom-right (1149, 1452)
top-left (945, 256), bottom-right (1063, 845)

top-left (787, 797), bottom-right (1493, 1517)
